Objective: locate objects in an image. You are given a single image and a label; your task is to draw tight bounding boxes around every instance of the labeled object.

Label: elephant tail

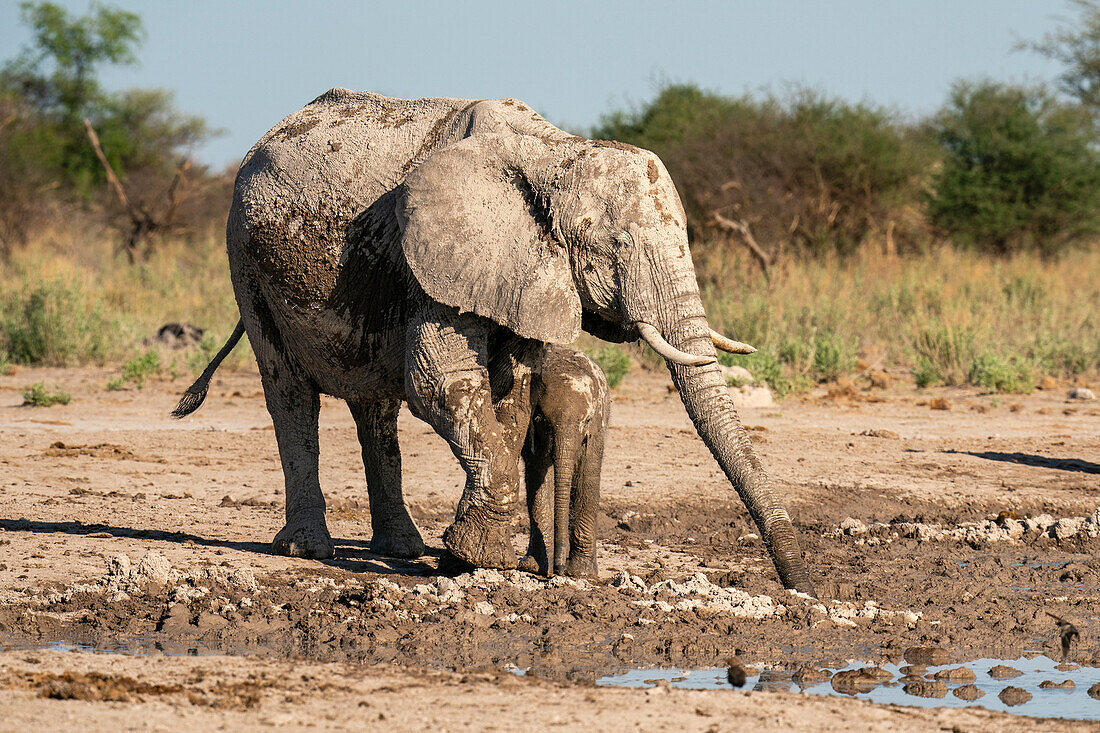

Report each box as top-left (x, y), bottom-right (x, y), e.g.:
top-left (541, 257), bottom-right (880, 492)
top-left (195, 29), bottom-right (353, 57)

top-left (171, 320), bottom-right (246, 418)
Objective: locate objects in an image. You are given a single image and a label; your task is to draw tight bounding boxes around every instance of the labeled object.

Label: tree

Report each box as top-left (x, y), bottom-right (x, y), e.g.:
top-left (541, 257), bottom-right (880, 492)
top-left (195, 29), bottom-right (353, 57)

top-left (0, 2), bottom-right (217, 255)
top-left (1023, 0), bottom-right (1100, 115)
top-left (593, 84), bottom-right (931, 261)
top-left (1, 2), bottom-right (208, 190)
top-left (2, 1), bottom-right (143, 125)
top-left (926, 80), bottom-right (1100, 254)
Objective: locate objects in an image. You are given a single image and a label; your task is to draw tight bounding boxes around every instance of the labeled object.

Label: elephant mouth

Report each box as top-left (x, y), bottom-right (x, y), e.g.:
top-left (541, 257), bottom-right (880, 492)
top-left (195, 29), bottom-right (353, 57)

top-left (580, 311), bottom-right (637, 343)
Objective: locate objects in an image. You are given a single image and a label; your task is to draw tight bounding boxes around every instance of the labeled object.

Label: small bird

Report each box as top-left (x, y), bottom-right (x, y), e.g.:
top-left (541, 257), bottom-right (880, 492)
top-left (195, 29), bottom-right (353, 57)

top-left (726, 657), bottom-right (747, 688)
top-left (1046, 611), bottom-right (1080, 660)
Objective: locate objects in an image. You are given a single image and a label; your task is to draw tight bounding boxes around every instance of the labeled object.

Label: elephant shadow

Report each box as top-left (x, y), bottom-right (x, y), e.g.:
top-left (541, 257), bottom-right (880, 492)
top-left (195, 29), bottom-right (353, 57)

top-left (325, 539), bottom-right (462, 577)
top-left (0, 518), bottom-right (470, 579)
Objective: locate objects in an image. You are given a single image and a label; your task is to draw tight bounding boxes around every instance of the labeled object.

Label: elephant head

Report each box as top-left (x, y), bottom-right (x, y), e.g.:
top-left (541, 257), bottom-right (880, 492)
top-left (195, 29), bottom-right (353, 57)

top-left (398, 128), bottom-right (814, 595)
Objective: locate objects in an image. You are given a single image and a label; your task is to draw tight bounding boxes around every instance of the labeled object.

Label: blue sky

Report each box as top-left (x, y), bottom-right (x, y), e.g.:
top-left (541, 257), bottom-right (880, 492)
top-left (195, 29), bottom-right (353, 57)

top-left (0, 1), bottom-right (1071, 168)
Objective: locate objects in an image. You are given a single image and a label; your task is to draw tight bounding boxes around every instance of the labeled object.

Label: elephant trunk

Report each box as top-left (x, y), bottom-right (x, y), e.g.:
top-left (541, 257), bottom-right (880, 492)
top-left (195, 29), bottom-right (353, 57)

top-left (552, 436), bottom-right (576, 576)
top-left (625, 251), bottom-right (815, 596)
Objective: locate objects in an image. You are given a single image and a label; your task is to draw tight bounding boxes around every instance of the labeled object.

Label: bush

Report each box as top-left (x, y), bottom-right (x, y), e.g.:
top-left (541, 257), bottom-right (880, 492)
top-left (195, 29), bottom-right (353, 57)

top-left (911, 326), bottom-right (978, 386)
top-left (0, 2), bottom-right (223, 259)
top-left (719, 350), bottom-right (812, 398)
top-left (927, 81), bottom-right (1100, 254)
top-left (1, 279), bottom-right (116, 365)
top-left (0, 93), bottom-right (64, 252)
top-left (586, 346), bottom-right (632, 389)
top-left (107, 349), bottom-right (159, 389)
top-left (22, 381), bottom-right (70, 406)
top-left (968, 352), bottom-right (1036, 393)
top-left (593, 84), bottom-right (934, 261)
top-left (1030, 338), bottom-right (1097, 377)
top-left (812, 331), bottom-right (857, 382)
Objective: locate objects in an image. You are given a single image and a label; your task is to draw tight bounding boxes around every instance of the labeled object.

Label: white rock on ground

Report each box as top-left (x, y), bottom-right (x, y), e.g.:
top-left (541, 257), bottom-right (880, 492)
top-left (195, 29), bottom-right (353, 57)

top-left (829, 508), bottom-right (1100, 545)
top-left (720, 365), bottom-right (754, 385)
top-left (728, 385), bottom-right (774, 408)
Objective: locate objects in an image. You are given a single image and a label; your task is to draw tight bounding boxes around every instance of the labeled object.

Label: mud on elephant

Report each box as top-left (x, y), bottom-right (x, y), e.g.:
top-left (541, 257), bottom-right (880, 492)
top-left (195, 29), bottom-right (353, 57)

top-left (174, 89), bottom-right (814, 594)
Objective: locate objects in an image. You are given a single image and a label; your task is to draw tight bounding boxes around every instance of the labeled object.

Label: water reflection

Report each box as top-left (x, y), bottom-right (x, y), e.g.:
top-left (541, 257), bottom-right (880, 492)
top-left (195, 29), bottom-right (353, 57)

top-left (595, 656), bottom-right (1100, 721)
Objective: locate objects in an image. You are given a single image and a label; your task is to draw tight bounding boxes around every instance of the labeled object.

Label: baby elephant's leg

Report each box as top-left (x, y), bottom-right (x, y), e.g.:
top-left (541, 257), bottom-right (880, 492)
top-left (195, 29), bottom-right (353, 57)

top-left (518, 415), bottom-right (554, 575)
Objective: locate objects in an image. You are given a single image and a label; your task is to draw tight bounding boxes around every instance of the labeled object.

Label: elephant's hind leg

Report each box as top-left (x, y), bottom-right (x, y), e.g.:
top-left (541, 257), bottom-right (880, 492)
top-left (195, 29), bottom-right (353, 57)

top-left (258, 354), bottom-right (334, 559)
top-left (348, 399), bottom-right (424, 559)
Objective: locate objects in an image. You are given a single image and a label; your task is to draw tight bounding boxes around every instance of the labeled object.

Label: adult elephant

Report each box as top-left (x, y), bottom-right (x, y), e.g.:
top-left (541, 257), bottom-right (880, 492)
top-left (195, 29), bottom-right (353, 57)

top-left (180, 88), bottom-right (814, 595)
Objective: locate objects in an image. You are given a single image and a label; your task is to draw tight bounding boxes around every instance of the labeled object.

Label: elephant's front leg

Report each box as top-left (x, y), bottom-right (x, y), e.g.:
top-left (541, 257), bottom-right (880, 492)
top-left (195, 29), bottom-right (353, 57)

top-left (405, 302), bottom-right (521, 569)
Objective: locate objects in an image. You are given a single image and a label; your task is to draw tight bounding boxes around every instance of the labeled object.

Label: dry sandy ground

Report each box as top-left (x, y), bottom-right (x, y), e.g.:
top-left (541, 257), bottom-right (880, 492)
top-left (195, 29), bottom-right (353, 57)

top-left (0, 363), bottom-right (1098, 730)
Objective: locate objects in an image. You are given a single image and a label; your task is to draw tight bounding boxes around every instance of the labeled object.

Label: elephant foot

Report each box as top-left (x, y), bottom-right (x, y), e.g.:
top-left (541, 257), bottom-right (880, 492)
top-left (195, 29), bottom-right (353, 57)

top-left (370, 514), bottom-right (425, 559)
top-left (516, 554), bottom-right (545, 576)
top-left (443, 509), bottom-right (516, 570)
top-left (272, 515), bottom-right (334, 559)
top-left (565, 554), bottom-right (598, 579)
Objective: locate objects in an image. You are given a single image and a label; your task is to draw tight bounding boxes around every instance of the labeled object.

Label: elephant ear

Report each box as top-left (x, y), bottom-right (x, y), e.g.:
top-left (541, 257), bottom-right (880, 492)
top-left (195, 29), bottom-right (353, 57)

top-left (398, 134), bottom-right (581, 344)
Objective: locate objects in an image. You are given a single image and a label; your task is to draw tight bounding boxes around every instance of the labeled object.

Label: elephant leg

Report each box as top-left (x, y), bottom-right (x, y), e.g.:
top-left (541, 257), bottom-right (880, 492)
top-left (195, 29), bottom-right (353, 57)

top-left (259, 357), bottom-right (334, 559)
top-left (566, 429), bottom-right (603, 578)
top-left (405, 302), bottom-right (521, 569)
top-left (518, 418), bottom-right (554, 575)
top-left (348, 399), bottom-right (424, 559)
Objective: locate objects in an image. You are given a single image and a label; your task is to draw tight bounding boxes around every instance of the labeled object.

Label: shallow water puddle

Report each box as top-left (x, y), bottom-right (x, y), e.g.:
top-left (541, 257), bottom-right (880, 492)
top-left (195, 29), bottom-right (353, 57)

top-left (10, 635), bottom-right (1100, 721)
top-left (595, 656), bottom-right (1100, 721)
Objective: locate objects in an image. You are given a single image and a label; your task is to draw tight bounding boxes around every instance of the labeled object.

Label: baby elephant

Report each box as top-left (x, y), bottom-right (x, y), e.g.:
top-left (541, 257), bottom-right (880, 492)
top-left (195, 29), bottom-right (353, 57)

top-left (517, 346), bottom-right (610, 578)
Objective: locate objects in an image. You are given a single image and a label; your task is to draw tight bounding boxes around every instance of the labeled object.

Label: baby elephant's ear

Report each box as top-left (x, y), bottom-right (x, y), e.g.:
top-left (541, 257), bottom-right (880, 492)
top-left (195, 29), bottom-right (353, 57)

top-left (398, 134), bottom-right (581, 344)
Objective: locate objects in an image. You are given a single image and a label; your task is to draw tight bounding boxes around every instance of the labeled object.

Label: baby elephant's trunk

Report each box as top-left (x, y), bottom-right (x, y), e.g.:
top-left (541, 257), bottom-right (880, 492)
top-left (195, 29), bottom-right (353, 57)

top-left (552, 436), bottom-right (577, 576)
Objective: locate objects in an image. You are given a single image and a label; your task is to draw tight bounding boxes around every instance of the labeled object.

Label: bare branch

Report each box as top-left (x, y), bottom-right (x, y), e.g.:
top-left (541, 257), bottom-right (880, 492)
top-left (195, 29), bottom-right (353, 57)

top-left (83, 118), bottom-right (134, 216)
top-left (711, 211), bottom-right (772, 277)
top-left (161, 155), bottom-right (192, 228)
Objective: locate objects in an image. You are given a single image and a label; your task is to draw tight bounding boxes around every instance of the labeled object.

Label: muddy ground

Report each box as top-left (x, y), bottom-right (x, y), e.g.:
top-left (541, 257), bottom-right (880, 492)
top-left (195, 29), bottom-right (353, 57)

top-left (0, 364), bottom-right (1098, 730)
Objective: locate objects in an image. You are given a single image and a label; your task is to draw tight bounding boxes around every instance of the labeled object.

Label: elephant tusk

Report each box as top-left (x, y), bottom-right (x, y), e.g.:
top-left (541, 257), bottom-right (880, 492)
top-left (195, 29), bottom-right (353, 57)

top-left (710, 329), bottom-right (757, 355)
top-left (636, 322), bottom-right (717, 367)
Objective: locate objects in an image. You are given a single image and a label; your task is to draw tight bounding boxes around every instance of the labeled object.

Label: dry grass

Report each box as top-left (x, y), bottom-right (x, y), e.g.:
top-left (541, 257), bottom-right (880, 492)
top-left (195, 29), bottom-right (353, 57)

top-left (700, 242), bottom-right (1100, 394)
top-left (2, 228), bottom-right (1097, 395)
top-left (0, 228), bottom-right (249, 373)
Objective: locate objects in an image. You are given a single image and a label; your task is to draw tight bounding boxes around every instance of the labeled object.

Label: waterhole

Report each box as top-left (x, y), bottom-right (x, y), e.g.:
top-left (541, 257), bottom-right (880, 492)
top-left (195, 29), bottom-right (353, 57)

top-left (9, 635), bottom-right (1099, 721)
top-left (593, 656), bottom-right (1100, 721)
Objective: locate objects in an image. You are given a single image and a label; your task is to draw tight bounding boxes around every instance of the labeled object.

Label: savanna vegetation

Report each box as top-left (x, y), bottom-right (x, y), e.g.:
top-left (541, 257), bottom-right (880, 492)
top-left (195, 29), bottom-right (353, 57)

top-left (1, 1), bottom-right (1097, 397)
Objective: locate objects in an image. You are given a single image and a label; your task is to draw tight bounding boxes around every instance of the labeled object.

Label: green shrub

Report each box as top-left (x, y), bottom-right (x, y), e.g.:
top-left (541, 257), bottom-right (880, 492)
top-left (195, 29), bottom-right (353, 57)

top-left (587, 346), bottom-right (632, 389)
top-left (777, 337), bottom-right (814, 374)
top-left (812, 331), bottom-right (857, 382)
top-left (912, 356), bottom-right (942, 389)
top-left (22, 381), bottom-right (70, 406)
top-left (1, 279), bottom-right (115, 365)
top-left (1030, 338), bottom-right (1097, 377)
top-left (719, 350), bottom-right (811, 399)
top-left (927, 81), bottom-right (1100, 254)
top-left (968, 352), bottom-right (1036, 393)
top-left (107, 349), bottom-right (160, 389)
top-left (185, 332), bottom-right (221, 376)
top-left (911, 326), bottom-right (978, 386)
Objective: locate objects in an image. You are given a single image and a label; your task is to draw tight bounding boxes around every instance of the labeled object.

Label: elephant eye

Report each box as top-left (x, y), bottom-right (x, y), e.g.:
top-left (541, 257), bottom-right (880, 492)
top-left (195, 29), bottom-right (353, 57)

top-left (610, 233), bottom-right (631, 252)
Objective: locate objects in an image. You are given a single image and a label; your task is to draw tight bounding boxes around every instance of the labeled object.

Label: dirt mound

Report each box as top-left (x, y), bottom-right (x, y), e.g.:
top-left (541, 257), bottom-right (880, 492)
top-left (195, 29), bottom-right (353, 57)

top-left (41, 442), bottom-right (164, 463)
